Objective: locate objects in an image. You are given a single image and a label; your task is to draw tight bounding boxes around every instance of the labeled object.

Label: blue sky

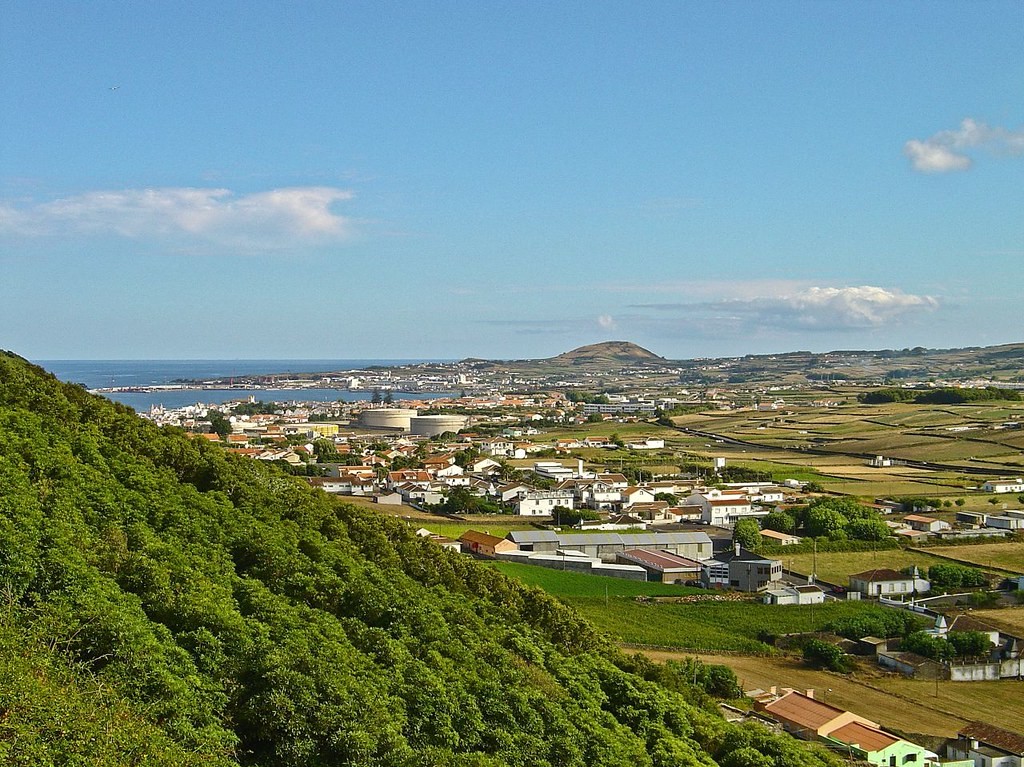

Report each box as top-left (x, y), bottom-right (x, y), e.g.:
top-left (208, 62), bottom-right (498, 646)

top-left (2, 1), bottom-right (1022, 361)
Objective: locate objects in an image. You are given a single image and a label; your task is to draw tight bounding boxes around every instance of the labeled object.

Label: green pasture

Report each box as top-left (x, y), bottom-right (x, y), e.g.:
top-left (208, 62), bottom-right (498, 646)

top-left (568, 599), bottom-right (891, 652)
top-left (781, 548), bottom-right (957, 586)
top-left (413, 521), bottom-right (534, 540)
top-left (489, 562), bottom-right (699, 598)
top-left (493, 562), bottom-right (904, 652)
top-left (922, 542), bottom-right (1024, 575)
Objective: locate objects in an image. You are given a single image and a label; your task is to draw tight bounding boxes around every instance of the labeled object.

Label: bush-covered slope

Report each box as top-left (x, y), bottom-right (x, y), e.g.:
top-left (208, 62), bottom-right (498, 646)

top-left (0, 352), bottom-right (839, 767)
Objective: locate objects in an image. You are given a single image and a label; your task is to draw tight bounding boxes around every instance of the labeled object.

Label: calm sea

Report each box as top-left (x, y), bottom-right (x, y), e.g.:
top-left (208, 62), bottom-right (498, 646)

top-left (34, 359), bottom-right (455, 411)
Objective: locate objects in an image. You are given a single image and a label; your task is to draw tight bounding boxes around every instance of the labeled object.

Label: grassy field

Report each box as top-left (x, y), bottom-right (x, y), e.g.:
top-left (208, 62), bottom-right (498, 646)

top-left (782, 549), bottom-right (950, 586)
top-left (638, 651), bottom-right (1024, 737)
top-left (493, 562), bottom-right (903, 652)
top-left (411, 520), bottom-right (536, 540)
top-left (489, 562), bottom-right (700, 598)
top-left (961, 606), bottom-right (1024, 635)
top-left (669, 400), bottom-right (1024, 486)
top-left (922, 542), bottom-right (1024, 574)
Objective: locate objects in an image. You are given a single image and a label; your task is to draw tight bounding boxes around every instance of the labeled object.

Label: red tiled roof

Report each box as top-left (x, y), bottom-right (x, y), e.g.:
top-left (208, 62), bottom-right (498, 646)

top-left (763, 691), bottom-right (845, 730)
top-left (459, 530), bottom-right (506, 547)
top-left (828, 721), bottom-right (899, 752)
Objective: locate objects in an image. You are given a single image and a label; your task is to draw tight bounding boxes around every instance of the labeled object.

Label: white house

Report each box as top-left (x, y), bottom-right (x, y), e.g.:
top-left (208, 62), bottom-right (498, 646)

top-left (763, 584), bottom-right (826, 605)
top-left (685, 490), bottom-right (758, 526)
top-left (982, 478), bottom-right (1024, 494)
top-left (848, 568), bottom-right (930, 597)
top-left (625, 437), bottom-right (665, 450)
top-left (621, 486), bottom-right (657, 508)
top-left (903, 514), bottom-right (950, 533)
top-left (515, 490), bottom-right (575, 517)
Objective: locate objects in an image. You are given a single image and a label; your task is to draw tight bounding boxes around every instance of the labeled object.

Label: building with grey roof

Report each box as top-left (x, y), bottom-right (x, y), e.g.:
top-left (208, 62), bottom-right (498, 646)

top-left (504, 530), bottom-right (711, 562)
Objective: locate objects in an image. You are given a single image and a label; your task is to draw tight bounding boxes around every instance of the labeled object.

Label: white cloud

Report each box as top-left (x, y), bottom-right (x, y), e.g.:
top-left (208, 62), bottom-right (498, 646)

top-left (597, 314), bottom-right (616, 330)
top-left (903, 140), bottom-right (972, 173)
top-left (633, 285), bottom-right (938, 333)
top-left (904, 118), bottom-right (1024, 173)
top-left (0, 186), bottom-right (355, 250)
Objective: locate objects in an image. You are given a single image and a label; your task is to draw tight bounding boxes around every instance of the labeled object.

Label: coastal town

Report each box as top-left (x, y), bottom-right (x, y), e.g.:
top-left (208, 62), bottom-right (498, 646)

top-left (108, 342), bottom-right (1024, 760)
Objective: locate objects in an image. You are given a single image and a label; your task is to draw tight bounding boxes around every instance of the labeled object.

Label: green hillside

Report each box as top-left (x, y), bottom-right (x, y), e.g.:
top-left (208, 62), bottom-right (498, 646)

top-left (0, 351), bottom-right (839, 767)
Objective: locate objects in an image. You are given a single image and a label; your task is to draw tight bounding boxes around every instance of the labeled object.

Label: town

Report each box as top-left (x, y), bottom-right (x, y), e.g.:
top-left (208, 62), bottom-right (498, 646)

top-left (124, 342), bottom-right (1024, 762)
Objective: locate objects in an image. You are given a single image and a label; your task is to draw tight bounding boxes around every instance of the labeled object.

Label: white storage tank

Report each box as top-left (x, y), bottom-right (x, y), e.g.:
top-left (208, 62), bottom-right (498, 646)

top-left (410, 414), bottom-right (468, 437)
top-left (358, 408), bottom-right (417, 431)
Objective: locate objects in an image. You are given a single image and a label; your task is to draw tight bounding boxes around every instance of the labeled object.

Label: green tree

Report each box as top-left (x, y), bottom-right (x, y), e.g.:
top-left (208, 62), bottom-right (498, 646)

top-left (954, 498), bottom-right (966, 507)
top-left (845, 517), bottom-right (890, 541)
top-left (761, 510), bottom-right (795, 534)
top-left (802, 639), bottom-right (848, 672)
top-left (901, 631), bottom-right (953, 661)
top-left (207, 410), bottom-right (230, 440)
top-left (805, 507), bottom-right (847, 538)
top-left (732, 518), bottom-right (761, 550)
top-left (947, 631), bottom-right (991, 661)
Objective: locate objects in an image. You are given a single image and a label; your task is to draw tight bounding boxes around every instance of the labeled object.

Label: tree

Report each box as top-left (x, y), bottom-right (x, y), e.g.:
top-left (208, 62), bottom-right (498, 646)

top-left (928, 564), bottom-right (987, 589)
top-left (383, 390), bottom-right (394, 405)
top-left (555, 508), bottom-right (600, 527)
top-left (845, 517), bottom-right (890, 541)
top-left (761, 510), bottom-right (795, 535)
top-left (954, 498), bottom-right (966, 507)
top-left (207, 410), bottom-right (230, 440)
top-left (371, 388), bottom-right (382, 405)
top-left (805, 507), bottom-right (847, 538)
top-left (947, 631), bottom-right (991, 661)
top-left (901, 631), bottom-right (953, 661)
top-left (802, 639), bottom-right (848, 672)
top-left (312, 438), bottom-right (339, 462)
top-left (732, 518), bottom-right (761, 550)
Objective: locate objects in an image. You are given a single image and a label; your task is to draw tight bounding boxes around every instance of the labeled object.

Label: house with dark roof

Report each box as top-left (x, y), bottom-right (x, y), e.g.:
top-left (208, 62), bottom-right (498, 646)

top-left (950, 721), bottom-right (1024, 767)
top-left (701, 544), bottom-right (782, 592)
top-left (503, 529), bottom-right (712, 561)
top-left (615, 549), bottom-right (702, 584)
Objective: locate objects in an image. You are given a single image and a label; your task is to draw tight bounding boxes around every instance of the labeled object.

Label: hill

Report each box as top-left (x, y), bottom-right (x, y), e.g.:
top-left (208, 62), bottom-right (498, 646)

top-left (549, 341), bottom-right (666, 366)
top-left (0, 351), bottom-right (840, 766)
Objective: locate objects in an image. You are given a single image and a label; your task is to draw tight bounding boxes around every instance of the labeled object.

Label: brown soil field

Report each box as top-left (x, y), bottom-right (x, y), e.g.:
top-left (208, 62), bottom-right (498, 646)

top-left (637, 650), bottom-right (1024, 737)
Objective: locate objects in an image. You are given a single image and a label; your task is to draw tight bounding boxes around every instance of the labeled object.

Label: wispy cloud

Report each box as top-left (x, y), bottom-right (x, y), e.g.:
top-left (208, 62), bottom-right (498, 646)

top-left (904, 119), bottom-right (1024, 173)
top-left (0, 186), bottom-right (355, 250)
top-left (597, 314), bottom-right (617, 330)
top-left (633, 285), bottom-right (939, 333)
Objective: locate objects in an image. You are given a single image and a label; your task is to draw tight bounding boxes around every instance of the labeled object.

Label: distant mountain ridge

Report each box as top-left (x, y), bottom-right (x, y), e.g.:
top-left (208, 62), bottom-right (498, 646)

top-left (466, 340), bottom-right (1024, 382)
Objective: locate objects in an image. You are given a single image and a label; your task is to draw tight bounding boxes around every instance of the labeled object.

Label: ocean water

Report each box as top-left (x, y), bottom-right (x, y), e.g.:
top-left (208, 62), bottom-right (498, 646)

top-left (33, 359), bottom-right (454, 411)
top-left (34, 359), bottom-right (446, 390)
